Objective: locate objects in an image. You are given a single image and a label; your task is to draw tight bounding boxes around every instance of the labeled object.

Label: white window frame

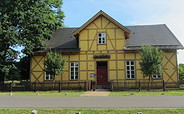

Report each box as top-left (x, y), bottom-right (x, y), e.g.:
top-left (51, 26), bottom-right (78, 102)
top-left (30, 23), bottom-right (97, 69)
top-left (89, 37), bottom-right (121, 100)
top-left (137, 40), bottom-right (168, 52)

top-left (70, 62), bottom-right (79, 80)
top-left (126, 61), bottom-right (135, 79)
top-left (98, 33), bottom-right (106, 44)
top-left (45, 73), bottom-right (54, 80)
top-left (152, 75), bottom-right (162, 79)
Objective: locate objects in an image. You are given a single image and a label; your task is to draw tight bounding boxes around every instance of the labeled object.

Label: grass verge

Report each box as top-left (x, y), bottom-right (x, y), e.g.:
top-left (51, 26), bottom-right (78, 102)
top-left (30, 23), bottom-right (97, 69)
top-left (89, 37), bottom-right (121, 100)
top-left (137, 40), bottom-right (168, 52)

top-left (0, 90), bottom-right (84, 97)
top-left (109, 90), bottom-right (184, 96)
top-left (0, 108), bottom-right (184, 114)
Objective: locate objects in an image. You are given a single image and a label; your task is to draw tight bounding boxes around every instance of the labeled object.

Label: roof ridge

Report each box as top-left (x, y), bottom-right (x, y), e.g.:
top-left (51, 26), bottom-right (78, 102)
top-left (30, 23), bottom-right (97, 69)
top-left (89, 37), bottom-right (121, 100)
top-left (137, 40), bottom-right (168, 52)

top-left (125, 24), bottom-right (165, 27)
top-left (58, 27), bottom-right (79, 29)
top-left (58, 24), bottom-right (167, 29)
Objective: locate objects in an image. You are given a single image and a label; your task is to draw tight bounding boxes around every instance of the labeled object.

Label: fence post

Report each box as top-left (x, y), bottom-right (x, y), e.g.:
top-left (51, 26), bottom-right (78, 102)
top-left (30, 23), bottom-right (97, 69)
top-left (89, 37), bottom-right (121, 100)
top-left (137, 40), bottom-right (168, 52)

top-left (110, 81), bottom-right (113, 91)
top-left (138, 81), bottom-right (141, 91)
top-left (147, 81), bottom-right (150, 91)
top-left (88, 80), bottom-right (90, 91)
top-left (52, 81), bottom-right (54, 91)
top-left (58, 82), bottom-right (61, 92)
top-left (163, 80), bottom-right (166, 91)
top-left (9, 82), bottom-right (12, 92)
top-left (85, 80), bottom-right (88, 91)
top-left (34, 82), bottom-right (37, 92)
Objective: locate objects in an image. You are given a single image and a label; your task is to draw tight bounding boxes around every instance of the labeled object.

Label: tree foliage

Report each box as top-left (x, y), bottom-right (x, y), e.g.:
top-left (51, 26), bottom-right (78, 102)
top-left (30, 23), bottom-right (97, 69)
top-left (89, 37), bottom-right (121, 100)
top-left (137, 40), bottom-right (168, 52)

top-left (18, 56), bottom-right (30, 80)
top-left (140, 45), bottom-right (164, 80)
top-left (44, 52), bottom-right (65, 77)
top-left (0, 0), bottom-right (64, 82)
top-left (179, 64), bottom-right (184, 80)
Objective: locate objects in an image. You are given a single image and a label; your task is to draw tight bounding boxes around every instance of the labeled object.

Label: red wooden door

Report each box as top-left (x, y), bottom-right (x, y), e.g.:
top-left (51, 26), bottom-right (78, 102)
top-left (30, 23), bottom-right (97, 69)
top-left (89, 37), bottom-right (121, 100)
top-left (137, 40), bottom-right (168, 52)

top-left (97, 66), bottom-right (108, 85)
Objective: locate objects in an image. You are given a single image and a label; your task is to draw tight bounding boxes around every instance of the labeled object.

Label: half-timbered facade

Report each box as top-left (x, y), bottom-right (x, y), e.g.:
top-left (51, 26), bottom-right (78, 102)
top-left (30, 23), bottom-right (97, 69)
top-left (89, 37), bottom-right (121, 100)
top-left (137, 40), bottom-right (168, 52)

top-left (30, 10), bottom-right (183, 89)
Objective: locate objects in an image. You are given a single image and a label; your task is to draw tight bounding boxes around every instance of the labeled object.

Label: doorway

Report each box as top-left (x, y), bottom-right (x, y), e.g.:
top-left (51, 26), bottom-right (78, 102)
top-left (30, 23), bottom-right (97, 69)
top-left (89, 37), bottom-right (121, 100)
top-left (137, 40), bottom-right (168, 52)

top-left (97, 61), bottom-right (108, 85)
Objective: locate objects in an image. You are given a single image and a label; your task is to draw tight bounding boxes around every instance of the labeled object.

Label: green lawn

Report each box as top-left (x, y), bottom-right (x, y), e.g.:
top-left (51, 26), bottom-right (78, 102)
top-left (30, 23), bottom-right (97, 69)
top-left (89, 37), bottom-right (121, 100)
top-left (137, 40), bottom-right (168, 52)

top-left (109, 90), bottom-right (184, 96)
top-left (0, 108), bottom-right (184, 114)
top-left (0, 90), bottom-right (84, 97)
top-left (1, 90), bottom-right (184, 97)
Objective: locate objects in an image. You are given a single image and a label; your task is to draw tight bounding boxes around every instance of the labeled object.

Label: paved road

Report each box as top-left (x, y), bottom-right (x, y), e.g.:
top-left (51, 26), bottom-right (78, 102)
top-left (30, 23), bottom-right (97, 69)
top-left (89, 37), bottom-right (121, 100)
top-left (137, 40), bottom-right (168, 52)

top-left (0, 96), bottom-right (184, 108)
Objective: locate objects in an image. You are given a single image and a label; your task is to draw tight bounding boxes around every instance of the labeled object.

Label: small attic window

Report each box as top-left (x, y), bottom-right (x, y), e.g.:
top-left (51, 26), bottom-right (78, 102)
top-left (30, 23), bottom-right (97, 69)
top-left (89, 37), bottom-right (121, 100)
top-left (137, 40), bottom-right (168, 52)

top-left (98, 33), bottom-right (106, 44)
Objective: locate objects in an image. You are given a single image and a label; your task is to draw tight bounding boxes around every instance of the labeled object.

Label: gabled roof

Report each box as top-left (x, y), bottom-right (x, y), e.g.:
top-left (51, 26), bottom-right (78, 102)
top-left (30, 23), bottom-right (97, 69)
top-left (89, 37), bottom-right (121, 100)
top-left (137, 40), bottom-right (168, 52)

top-left (125, 24), bottom-right (184, 50)
top-left (45, 28), bottom-right (80, 52)
top-left (73, 10), bottom-right (131, 38)
top-left (44, 24), bottom-right (183, 51)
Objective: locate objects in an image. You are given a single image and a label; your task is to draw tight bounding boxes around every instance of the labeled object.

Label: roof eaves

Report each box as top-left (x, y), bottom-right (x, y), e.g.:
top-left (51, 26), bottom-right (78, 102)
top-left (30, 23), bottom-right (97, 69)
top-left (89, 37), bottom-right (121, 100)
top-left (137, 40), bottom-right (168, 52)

top-left (124, 45), bottom-right (184, 50)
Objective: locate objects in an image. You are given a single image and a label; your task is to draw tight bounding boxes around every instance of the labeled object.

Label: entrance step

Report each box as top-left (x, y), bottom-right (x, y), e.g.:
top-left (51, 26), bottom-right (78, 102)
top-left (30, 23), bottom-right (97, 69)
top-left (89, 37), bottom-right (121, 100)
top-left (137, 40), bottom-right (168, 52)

top-left (80, 91), bottom-right (110, 96)
top-left (95, 89), bottom-right (109, 92)
top-left (96, 85), bottom-right (110, 89)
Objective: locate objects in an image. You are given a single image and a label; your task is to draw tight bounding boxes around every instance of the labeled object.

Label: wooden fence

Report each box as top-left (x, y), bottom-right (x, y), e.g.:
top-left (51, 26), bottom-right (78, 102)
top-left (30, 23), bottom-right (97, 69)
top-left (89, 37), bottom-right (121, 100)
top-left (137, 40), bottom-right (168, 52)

top-left (109, 80), bottom-right (180, 91)
top-left (0, 80), bottom-right (183, 92)
top-left (0, 80), bottom-right (92, 92)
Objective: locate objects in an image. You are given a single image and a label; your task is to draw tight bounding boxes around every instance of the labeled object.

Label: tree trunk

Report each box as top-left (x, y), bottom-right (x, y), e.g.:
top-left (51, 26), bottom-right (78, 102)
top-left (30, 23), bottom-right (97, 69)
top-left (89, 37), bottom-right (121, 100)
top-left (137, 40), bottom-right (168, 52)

top-left (148, 75), bottom-right (151, 91)
top-left (0, 71), bottom-right (5, 85)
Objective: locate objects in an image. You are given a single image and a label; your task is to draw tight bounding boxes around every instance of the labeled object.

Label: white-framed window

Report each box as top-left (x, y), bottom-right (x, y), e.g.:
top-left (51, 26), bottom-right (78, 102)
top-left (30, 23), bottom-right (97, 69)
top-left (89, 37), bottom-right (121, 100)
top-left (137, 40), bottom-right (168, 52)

top-left (45, 73), bottom-right (54, 80)
top-left (70, 62), bottom-right (79, 80)
top-left (98, 33), bottom-right (106, 44)
top-left (126, 61), bottom-right (135, 79)
top-left (153, 75), bottom-right (162, 79)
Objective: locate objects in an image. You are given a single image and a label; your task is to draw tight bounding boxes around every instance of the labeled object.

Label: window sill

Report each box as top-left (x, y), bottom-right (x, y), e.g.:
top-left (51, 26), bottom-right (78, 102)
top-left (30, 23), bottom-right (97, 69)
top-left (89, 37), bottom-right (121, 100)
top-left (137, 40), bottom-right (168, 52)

top-left (69, 79), bottom-right (79, 81)
top-left (97, 44), bottom-right (106, 45)
top-left (44, 80), bottom-right (54, 81)
top-left (152, 78), bottom-right (162, 80)
top-left (126, 78), bottom-right (135, 80)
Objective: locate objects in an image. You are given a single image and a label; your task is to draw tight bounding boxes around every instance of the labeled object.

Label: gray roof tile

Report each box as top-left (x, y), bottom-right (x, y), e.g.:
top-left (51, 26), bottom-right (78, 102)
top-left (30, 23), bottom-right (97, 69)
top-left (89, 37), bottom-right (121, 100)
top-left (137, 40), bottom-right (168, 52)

top-left (45, 24), bottom-right (183, 51)
top-left (125, 24), bottom-right (183, 50)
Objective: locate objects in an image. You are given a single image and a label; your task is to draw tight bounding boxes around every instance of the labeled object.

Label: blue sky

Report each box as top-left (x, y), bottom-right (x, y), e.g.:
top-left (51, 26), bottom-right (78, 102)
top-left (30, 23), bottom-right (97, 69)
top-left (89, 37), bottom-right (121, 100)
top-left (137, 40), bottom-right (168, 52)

top-left (62, 0), bottom-right (184, 63)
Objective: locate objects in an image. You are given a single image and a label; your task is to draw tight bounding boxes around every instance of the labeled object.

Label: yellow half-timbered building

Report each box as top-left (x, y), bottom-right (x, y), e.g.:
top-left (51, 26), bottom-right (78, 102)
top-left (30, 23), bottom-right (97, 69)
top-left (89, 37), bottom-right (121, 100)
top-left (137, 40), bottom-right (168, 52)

top-left (30, 10), bottom-right (183, 89)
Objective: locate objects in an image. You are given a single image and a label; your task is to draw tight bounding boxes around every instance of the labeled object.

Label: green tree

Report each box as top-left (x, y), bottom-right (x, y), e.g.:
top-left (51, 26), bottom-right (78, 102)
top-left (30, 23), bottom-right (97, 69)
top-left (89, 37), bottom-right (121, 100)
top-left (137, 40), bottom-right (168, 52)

top-left (140, 45), bottom-right (164, 81)
top-left (0, 0), bottom-right (64, 83)
top-left (179, 64), bottom-right (184, 68)
top-left (18, 56), bottom-right (30, 81)
top-left (179, 64), bottom-right (184, 80)
top-left (5, 62), bottom-right (21, 82)
top-left (44, 52), bottom-right (65, 78)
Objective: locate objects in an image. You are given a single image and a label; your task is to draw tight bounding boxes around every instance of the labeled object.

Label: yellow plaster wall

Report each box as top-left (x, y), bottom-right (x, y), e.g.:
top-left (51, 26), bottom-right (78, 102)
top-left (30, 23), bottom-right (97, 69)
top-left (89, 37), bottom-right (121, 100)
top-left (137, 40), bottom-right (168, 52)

top-left (30, 15), bottom-right (178, 86)
top-left (30, 50), bottom-right (178, 84)
top-left (79, 15), bottom-right (126, 51)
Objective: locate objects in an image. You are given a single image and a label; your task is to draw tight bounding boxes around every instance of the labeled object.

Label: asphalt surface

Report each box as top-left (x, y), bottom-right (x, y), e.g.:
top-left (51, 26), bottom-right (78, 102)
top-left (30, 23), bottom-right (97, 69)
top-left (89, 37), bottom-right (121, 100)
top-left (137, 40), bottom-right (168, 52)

top-left (0, 96), bottom-right (184, 108)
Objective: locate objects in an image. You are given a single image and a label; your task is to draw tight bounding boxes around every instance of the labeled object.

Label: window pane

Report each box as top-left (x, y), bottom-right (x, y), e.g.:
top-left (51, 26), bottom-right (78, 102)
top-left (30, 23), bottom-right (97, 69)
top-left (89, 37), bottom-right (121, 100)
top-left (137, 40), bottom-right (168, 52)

top-left (71, 69), bottom-right (74, 73)
top-left (75, 67), bottom-right (78, 71)
top-left (98, 33), bottom-right (101, 37)
top-left (70, 62), bottom-right (79, 80)
top-left (131, 71), bottom-right (134, 75)
top-left (126, 61), bottom-right (129, 65)
top-left (75, 62), bottom-right (78, 66)
top-left (46, 75), bottom-right (49, 80)
top-left (98, 33), bottom-right (106, 44)
top-left (99, 40), bottom-right (101, 43)
top-left (131, 61), bottom-right (134, 65)
top-left (75, 76), bottom-right (78, 80)
top-left (102, 33), bottom-right (106, 37)
top-left (71, 63), bottom-right (74, 66)
top-left (131, 75), bottom-right (135, 78)
top-left (127, 75), bottom-right (130, 79)
top-left (127, 66), bottom-right (129, 70)
top-left (131, 66), bottom-right (134, 70)
top-left (127, 71), bottom-right (130, 75)
top-left (50, 75), bottom-right (54, 80)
